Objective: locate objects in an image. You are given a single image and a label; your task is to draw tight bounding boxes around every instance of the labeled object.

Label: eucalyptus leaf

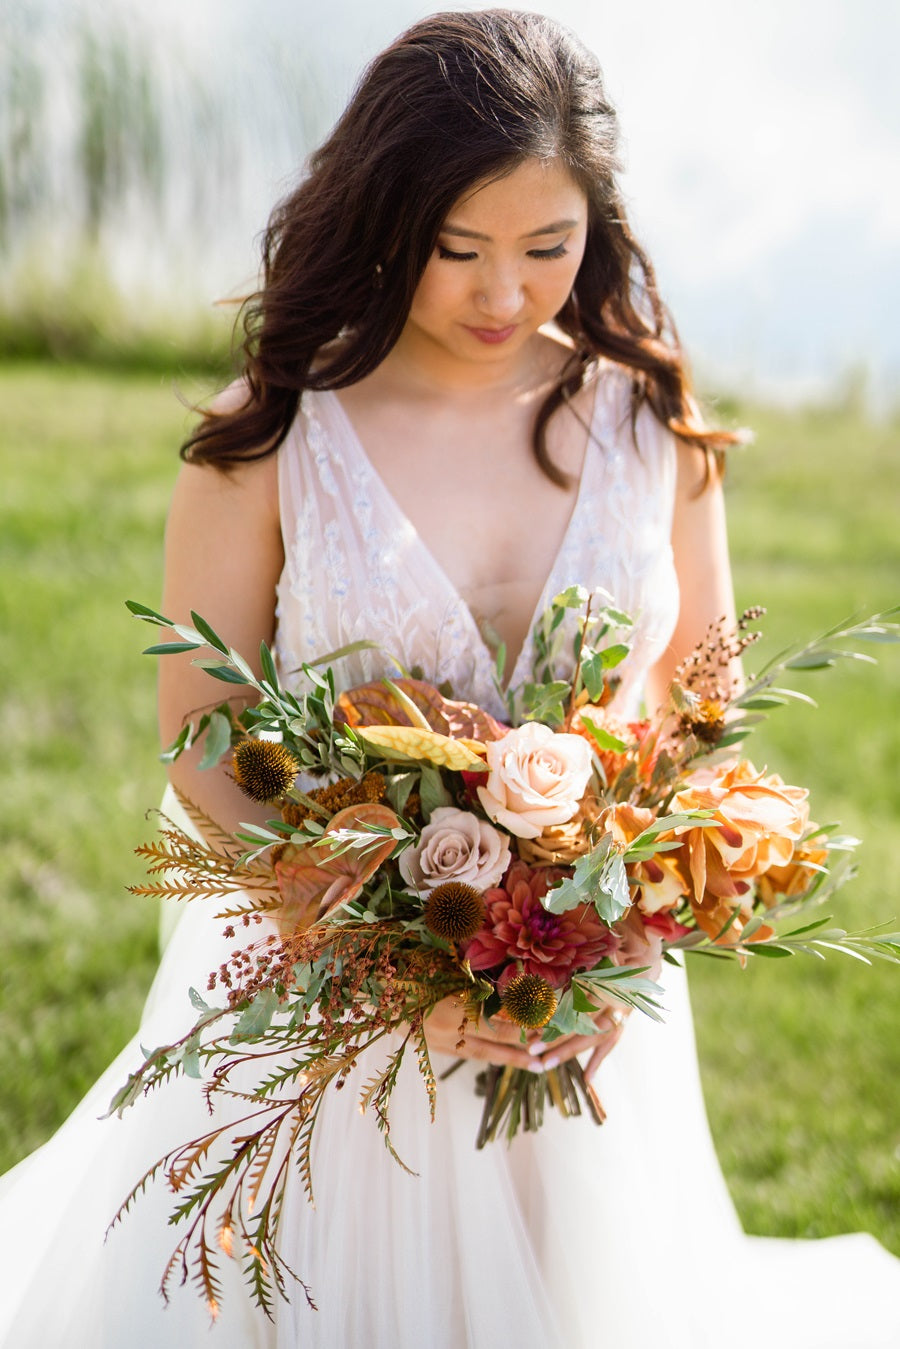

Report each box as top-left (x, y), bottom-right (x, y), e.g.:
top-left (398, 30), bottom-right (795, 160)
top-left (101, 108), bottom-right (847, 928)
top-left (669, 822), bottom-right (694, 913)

top-left (385, 772), bottom-right (417, 815)
top-left (259, 641), bottom-right (279, 689)
top-left (189, 610), bottom-right (229, 654)
top-left (230, 988), bottom-right (280, 1042)
top-left (571, 983), bottom-right (596, 1014)
top-left (593, 852), bottom-right (630, 924)
top-left (716, 730), bottom-right (752, 748)
top-left (189, 986), bottom-right (213, 1013)
top-left (553, 585), bottom-right (589, 610)
top-left (581, 723), bottom-right (627, 753)
top-left (198, 711), bottom-right (233, 771)
top-left (228, 648), bottom-right (258, 683)
top-left (181, 1035), bottom-right (202, 1079)
top-left (547, 988), bottom-right (601, 1037)
top-left (235, 822), bottom-right (284, 842)
top-left (599, 642), bottom-right (630, 669)
top-left (192, 660), bottom-right (250, 685)
top-left (579, 652), bottom-right (606, 701)
top-left (126, 599), bottom-right (173, 626)
top-left (159, 722), bottom-right (193, 764)
top-left (142, 641), bottom-right (201, 656)
top-left (521, 680), bottom-right (571, 724)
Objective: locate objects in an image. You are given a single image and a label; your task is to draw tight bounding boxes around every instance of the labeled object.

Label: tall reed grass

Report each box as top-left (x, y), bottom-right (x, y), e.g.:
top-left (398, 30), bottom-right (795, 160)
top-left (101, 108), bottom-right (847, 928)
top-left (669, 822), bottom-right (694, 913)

top-left (0, 0), bottom-right (328, 363)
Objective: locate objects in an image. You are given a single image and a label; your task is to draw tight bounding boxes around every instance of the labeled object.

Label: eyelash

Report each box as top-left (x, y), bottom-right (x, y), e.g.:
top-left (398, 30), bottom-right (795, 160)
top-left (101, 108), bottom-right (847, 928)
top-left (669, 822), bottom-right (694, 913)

top-left (436, 243), bottom-right (569, 262)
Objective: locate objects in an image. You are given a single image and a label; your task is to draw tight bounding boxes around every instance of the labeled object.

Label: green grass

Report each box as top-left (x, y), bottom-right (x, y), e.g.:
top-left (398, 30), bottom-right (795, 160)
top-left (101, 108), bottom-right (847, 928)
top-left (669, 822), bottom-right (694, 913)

top-left (1, 364), bottom-right (898, 1254)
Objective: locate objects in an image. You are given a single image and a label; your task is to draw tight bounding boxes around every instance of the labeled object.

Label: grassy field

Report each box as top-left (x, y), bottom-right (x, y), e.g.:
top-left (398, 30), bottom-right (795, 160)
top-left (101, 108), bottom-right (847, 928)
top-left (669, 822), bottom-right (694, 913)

top-left (1, 363), bottom-right (898, 1251)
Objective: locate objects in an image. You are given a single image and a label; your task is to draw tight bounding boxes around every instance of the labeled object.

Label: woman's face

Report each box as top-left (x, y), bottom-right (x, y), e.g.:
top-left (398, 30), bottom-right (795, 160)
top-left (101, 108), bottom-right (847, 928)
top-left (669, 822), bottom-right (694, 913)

top-left (402, 157), bottom-right (589, 372)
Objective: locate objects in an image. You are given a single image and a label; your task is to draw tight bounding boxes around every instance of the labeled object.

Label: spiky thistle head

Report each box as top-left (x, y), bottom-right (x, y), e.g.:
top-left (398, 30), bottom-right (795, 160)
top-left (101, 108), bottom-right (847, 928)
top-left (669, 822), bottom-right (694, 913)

top-left (423, 882), bottom-right (486, 943)
top-left (232, 739), bottom-right (300, 803)
top-left (500, 972), bottom-right (558, 1029)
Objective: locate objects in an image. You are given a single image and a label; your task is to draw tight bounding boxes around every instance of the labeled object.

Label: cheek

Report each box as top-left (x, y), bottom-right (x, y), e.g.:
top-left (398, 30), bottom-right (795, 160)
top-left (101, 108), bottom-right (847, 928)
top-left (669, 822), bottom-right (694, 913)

top-left (409, 264), bottom-right (466, 325)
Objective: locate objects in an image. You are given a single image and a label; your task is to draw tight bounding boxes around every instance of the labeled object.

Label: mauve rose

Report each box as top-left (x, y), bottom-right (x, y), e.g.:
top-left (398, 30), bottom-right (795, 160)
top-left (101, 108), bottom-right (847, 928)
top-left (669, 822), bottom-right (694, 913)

top-left (399, 806), bottom-right (511, 893)
top-left (476, 722), bottom-right (594, 840)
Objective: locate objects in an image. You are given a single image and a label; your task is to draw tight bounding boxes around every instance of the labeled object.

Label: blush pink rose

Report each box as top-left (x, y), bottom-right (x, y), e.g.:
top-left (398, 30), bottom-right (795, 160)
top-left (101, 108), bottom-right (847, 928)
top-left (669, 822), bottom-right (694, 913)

top-left (476, 722), bottom-right (593, 840)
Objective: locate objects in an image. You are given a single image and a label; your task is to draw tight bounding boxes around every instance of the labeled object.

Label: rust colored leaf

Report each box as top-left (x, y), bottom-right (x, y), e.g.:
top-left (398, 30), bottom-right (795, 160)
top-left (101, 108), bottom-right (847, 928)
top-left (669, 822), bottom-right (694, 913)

top-left (274, 803), bottom-right (400, 935)
top-left (335, 677), bottom-right (507, 741)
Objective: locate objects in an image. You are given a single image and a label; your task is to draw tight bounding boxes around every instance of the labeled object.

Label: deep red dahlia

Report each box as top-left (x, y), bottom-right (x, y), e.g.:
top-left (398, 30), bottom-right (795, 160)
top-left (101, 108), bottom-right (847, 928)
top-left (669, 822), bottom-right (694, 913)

top-left (463, 861), bottom-right (619, 987)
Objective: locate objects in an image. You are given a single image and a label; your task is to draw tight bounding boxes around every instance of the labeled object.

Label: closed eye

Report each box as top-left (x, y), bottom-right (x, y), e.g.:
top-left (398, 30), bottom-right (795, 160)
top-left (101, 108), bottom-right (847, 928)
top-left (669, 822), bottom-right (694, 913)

top-left (528, 243), bottom-right (569, 260)
top-left (437, 242), bottom-right (570, 262)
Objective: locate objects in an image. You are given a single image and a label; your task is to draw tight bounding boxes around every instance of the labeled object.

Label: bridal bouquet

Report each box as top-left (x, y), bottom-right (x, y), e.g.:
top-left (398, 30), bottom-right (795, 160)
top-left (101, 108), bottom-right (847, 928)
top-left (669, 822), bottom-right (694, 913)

top-left (111, 588), bottom-right (900, 1316)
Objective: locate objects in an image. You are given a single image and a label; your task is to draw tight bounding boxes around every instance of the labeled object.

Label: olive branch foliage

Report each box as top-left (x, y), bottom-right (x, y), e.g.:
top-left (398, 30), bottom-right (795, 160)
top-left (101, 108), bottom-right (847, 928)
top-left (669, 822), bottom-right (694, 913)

top-left (112, 593), bottom-right (900, 1317)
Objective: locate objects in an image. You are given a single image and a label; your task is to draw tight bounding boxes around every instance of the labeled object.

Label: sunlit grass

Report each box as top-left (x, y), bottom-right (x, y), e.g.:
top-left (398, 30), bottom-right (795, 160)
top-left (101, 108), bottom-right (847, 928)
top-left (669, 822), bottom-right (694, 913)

top-left (1, 364), bottom-right (898, 1254)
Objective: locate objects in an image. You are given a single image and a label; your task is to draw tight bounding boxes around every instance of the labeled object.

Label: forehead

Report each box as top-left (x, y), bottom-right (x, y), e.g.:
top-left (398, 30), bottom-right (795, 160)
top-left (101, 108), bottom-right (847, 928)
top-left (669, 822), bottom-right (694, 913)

top-left (446, 158), bottom-right (586, 234)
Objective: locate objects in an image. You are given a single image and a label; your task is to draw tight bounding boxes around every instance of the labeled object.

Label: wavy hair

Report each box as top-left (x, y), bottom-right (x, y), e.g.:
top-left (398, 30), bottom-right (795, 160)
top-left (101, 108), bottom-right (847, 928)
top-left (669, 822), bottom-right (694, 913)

top-left (184, 9), bottom-right (739, 480)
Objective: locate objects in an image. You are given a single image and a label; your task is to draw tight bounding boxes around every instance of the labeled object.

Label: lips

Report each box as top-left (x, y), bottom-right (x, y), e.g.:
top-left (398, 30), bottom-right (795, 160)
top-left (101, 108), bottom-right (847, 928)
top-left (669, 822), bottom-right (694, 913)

top-left (464, 324), bottom-right (518, 345)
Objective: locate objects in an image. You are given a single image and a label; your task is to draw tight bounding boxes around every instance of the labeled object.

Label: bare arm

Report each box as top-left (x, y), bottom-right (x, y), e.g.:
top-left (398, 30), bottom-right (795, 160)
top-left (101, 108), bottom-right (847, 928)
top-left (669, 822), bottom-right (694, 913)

top-left (158, 450), bottom-right (284, 834)
top-left (644, 445), bottom-right (742, 712)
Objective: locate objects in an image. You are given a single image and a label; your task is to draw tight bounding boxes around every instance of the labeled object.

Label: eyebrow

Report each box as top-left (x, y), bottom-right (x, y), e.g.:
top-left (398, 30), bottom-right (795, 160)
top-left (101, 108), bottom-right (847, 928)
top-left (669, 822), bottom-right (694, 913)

top-left (440, 218), bottom-right (579, 241)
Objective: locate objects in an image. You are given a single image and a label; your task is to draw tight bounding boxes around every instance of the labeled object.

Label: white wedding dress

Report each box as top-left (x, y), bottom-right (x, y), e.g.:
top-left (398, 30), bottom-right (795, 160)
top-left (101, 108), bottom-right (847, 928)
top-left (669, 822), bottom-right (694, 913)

top-left (2, 366), bottom-right (899, 1347)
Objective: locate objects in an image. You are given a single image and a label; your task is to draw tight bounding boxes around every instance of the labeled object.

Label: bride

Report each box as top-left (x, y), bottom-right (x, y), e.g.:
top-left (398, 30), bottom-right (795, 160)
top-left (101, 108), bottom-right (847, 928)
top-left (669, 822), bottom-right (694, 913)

top-left (2, 11), bottom-right (898, 1346)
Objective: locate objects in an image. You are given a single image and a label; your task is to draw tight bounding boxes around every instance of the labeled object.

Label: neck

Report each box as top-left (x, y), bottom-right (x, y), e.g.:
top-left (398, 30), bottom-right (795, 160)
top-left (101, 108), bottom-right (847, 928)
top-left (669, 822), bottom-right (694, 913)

top-left (384, 326), bottom-right (551, 398)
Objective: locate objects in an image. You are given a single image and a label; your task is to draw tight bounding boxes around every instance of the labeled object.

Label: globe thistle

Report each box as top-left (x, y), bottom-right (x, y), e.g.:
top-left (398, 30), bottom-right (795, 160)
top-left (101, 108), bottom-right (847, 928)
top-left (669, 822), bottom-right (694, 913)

top-left (500, 973), bottom-right (558, 1029)
top-left (423, 882), bottom-right (486, 943)
top-left (232, 739), bottom-right (300, 803)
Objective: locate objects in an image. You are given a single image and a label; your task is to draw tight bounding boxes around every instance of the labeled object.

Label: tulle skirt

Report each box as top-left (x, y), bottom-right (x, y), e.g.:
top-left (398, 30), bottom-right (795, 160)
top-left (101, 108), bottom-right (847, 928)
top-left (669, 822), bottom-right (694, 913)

top-left (1, 795), bottom-right (899, 1347)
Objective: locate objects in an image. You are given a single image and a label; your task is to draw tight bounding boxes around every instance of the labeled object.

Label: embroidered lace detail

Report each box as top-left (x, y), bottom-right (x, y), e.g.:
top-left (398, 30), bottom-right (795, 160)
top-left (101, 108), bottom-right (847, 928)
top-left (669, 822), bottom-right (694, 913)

top-left (274, 366), bottom-right (679, 719)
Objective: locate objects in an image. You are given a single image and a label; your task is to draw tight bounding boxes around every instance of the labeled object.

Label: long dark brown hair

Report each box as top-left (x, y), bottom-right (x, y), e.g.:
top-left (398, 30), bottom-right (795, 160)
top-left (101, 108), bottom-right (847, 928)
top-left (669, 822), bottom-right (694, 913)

top-left (184, 9), bottom-right (738, 480)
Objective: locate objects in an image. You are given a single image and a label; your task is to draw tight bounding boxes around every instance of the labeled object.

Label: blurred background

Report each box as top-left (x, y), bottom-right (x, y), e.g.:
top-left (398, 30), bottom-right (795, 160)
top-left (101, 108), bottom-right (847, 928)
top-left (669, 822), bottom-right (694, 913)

top-left (3, 0), bottom-right (900, 400)
top-left (2, 0), bottom-right (899, 1253)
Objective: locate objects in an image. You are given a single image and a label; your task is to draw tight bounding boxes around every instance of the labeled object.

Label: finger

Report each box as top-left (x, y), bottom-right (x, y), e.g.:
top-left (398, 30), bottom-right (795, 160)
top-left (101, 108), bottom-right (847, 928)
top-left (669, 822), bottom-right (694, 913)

top-left (583, 1022), bottom-right (627, 1080)
top-left (464, 1029), bottom-right (544, 1068)
top-left (528, 1019), bottom-right (625, 1069)
top-left (427, 1030), bottom-right (540, 1071)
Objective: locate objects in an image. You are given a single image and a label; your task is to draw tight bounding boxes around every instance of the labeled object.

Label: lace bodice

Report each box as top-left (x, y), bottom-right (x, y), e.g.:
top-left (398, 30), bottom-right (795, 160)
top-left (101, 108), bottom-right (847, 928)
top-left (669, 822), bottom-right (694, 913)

top-left (274, 363), bottom-right (679, 719)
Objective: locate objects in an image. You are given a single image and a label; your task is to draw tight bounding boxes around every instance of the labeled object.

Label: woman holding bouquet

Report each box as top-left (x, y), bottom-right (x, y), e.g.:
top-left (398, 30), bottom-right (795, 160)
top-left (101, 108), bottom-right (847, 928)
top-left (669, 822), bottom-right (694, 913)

top-left (1, 9), bottom-right (899, 1347)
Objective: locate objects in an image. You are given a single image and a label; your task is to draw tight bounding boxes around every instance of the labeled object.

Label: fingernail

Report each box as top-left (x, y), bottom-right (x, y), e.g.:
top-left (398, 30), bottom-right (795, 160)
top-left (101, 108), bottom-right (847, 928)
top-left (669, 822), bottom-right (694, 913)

top-left (527, 1039), bottom-right (546, 1056)
top-left (542, 1056), bottom-right (559, 1071)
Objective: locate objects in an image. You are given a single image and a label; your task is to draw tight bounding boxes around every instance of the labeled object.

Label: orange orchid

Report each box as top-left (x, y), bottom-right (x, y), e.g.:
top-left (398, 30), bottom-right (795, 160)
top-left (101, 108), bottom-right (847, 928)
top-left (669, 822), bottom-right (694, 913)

top-left (670, 760), bottom-right (809, 943)
top-left (598, 802), bottom-right (691, 916)
top-left (756, 829), bottom-right (830, 908)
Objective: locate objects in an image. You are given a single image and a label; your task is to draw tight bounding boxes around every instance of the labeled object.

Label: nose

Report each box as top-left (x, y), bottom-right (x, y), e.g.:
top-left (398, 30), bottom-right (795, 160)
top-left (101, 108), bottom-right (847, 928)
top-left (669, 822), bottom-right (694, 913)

top-left (475, 266), bottom-right (523, 321)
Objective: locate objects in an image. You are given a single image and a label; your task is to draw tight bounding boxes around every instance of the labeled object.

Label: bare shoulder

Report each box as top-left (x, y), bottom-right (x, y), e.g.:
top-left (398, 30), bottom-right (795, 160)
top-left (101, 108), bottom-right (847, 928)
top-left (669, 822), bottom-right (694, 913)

top-left (674, 438), bottom-right (717, 499)
top-left (170, 451), bottom-right (279, 525)
top-left (177, 376), bottom-right (281, 521)
top-left (164, 386), bottom-right (284, 638)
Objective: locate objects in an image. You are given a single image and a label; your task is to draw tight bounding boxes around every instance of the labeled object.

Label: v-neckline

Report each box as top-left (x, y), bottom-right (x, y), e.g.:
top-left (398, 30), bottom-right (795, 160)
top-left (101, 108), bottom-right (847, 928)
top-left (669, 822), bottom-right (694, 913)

top-left (322, 381), bottom-right (601, 692)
